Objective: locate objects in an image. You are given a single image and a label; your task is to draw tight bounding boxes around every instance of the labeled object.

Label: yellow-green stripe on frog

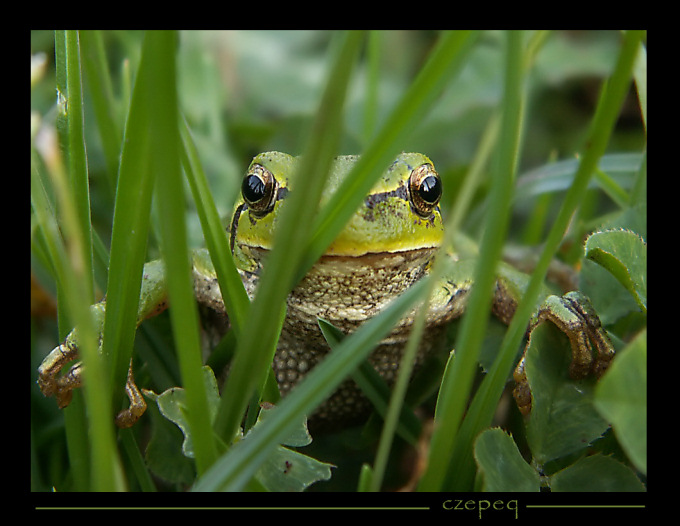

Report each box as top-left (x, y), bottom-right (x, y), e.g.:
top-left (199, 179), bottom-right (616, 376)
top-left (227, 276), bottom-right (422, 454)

top-left (38, 151), bottom-right (615, 430)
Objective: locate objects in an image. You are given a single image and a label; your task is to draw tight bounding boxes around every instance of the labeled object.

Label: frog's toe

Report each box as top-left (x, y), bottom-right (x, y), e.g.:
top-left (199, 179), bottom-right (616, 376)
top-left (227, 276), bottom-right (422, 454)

top-left (562, 291), bottom-right (615, 378)
top-left (512, 381), bottom-right (532, 416)
top-left (55, 388), bottom-right (73, 409)
top-left (114, 362), bottom-right (147, 429)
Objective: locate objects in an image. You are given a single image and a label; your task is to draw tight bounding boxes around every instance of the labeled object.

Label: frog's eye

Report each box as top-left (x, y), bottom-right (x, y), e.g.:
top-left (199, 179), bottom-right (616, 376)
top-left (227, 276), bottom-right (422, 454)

top-left (408, 164), bottom-right (442, 218)
top-left (242, 164), bottom-right (277, 216)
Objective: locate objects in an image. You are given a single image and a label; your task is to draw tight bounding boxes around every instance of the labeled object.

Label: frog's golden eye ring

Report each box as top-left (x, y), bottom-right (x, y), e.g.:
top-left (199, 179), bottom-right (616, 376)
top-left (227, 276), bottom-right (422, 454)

top-left (408, 163), bottom-right (442, 218)
top-left (242, 164), bottom-right (277, 216)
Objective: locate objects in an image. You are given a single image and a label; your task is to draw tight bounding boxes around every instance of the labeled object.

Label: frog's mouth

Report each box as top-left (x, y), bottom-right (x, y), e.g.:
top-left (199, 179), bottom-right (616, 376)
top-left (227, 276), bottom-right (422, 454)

top-left (240, 244), bottom-right (436, 289)
top-left (239, 243), bottom-right (437, 266)
top-left (317, 246), bottom-right (436, 264)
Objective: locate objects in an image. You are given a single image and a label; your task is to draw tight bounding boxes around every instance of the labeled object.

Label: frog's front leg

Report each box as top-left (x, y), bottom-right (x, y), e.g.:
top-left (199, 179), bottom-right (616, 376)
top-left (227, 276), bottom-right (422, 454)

top-left (511, 291), bottom-right (615, 416)
top-left (37, 259), bottom-right (168, 428)
top-left (38, 342), bottom-right (146, 429)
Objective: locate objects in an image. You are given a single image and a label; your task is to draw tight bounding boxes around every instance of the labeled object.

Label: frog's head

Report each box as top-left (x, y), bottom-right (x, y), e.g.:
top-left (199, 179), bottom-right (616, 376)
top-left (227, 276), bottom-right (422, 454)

top-left (230, 151), bottom-right (444, 273)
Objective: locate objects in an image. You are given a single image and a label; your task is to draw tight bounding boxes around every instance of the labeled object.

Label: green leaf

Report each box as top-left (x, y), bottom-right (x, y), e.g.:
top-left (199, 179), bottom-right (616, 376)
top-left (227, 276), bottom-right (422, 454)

top-left (525, 323), bottom-right (609, 465)
top-left (254, 403), bottom-right (313, 448)
top-left (474, 428), bottom-right (540, 492)
top-left (146, 366), bottom-right (221, 458)
top-left (149, 366), bottom-right (332, 491)
top-left (580, 259), bottom-right (640, 326)
top-left (584, 229), bottom-right (647, 313)
top-left (254, 444), bottom-right (333, 492)
top-left (550, 454), bottom-right (645, 492)
top-left (144, 398), bottom-right (196, 485)
top-left (251, 406), bottom-right (334, 492)
top-left (594, 329), bottom-right (647, 475)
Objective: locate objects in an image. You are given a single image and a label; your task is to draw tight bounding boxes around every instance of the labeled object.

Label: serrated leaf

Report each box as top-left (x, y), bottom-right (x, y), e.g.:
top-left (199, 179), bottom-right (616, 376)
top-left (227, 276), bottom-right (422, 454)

top-left (580, 259), bottom-right (640, 325)
top-left (146, 366), bottom-right (220, 458)
top-left (550, 454), bottom-right (645, 491)
top-left (584, 229), bottom-right (647, 313)
top-left (254, 403), bottom-right (312, 448)
top-left (148, 366), bottom-right (333, 490)
top-left (525, 323), bottom-right (609, 464)
top-left (594, 329), bottom-right (647, 475)
top-left (249, 405), bottom-right (334, 491)
top-left (143, 396), bottom-right (196, 485)
top-left (474, 428), bottom-right (540, 492)
top-left (255, 442), bottom-right (334, 492)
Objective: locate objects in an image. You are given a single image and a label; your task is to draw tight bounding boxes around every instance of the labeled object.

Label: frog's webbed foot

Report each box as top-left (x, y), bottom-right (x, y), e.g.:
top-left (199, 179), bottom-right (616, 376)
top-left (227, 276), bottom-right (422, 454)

top-left (512, 291), bottom-right (615, 416)
top-left (38, 341), bottom-right (147, 428)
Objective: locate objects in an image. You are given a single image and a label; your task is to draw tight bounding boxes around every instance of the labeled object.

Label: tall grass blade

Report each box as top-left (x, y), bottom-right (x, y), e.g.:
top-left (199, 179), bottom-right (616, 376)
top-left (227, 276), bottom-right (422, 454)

top-left (179, 117), bottom-right (250, 336)
top-left (102, 32), bottom-right (159, 414)
top-left (151, 31), bottom-right (218, 474)
top-left (79, 30), bottom-right (122, 193)
top-left (419, 30), bottom-right (525, 492)
top-left (212, 30), bottom-right (364, 445)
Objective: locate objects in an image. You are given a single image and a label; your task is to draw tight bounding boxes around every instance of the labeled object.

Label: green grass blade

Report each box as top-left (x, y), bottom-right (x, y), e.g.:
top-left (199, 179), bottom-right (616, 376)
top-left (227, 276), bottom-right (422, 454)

top-left (32, 162), bottom-right (124, 491)
top-left (79, 30), bottom-right (122, 193)
top-left (150, 31), bottom-right (218, 475)
top-left (362, 30), bottom-right (382, 145)
top-left (119, 429), bottom-right (157, 491)
top-left (419, 30), bottom-right (525, 492)
top-left (102, 32), bottom-right (159, 413)
top-left (370, 286), bottom-right (430, 490)
top-left (288, 36), bottom-right (483, 485)
top-left (55, 30), bottom-right (94, 304)
top-left (212, 30), bottom-right (364, 445)
top-left (632, 38), bottom-right (647, 134)
top-left (179, 116), bottom-right (250, 336)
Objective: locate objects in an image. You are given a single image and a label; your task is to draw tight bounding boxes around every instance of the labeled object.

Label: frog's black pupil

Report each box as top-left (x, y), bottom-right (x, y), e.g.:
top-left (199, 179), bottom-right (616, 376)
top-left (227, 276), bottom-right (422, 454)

top-left (243, 174), bottom-right (265, 203)
top-left (418, 175), bottom-right (441, 204)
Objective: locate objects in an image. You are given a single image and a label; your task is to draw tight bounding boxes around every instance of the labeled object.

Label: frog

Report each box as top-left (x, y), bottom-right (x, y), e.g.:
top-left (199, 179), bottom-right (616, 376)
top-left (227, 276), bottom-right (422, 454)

top-left (37, 151), bottom-right (615, 430)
